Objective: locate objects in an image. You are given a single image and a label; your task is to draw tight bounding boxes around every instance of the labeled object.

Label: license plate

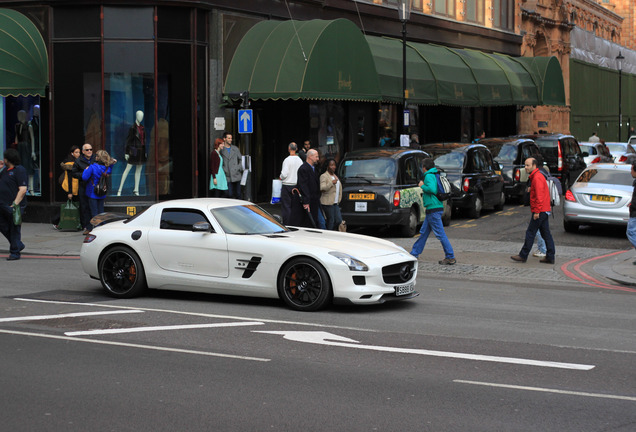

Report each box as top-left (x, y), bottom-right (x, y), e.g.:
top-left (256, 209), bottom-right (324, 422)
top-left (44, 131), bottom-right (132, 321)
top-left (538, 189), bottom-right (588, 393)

top-left (591, 195), bottom-right (615, 202)
top-left (394, 283), bottom-right (414, 296)
top-left (349, 193), bottom-right (375, 200)
top-left (355, 202), bottom-right (367, 212)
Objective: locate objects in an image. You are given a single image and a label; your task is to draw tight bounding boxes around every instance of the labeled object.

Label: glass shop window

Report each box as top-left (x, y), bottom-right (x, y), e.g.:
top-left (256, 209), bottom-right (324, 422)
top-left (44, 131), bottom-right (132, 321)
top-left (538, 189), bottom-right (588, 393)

top-left (1, 97), bottom-right (43, 196)
top-left (309, 102), bottom-right (345, 165)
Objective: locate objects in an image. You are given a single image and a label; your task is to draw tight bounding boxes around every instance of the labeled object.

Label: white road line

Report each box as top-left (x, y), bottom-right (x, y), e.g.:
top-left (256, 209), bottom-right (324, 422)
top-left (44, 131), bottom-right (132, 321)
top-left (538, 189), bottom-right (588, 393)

top-left (65, 321), bottom-right (264, 336)
top-left (0, 309), bottom-right (144, 323)
top-left (14, 298), bottom-right (375, 333)
top-left (0, 329), bottom-right (270, 362)
top-left (454, 380), bottom-right (636, 402)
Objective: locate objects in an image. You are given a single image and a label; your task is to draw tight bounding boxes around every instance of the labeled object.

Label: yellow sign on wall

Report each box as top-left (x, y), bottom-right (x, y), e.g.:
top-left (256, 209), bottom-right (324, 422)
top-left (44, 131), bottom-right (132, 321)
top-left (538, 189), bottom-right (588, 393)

top-left (126, 207), bottom-right (137, 216)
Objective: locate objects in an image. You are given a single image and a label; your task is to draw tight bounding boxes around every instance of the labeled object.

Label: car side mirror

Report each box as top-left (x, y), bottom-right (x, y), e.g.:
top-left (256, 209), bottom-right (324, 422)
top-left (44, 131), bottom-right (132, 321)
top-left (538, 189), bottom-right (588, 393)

top-left (192, 221), bottom-right (212, 232)
top-left (272, 214), bottom-right (284, 225)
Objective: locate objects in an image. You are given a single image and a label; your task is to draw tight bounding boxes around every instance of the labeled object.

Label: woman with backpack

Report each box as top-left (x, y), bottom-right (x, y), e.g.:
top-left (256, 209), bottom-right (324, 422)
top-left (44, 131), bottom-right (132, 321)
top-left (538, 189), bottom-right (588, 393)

top-left (82, 149), bottom-right (115, 230)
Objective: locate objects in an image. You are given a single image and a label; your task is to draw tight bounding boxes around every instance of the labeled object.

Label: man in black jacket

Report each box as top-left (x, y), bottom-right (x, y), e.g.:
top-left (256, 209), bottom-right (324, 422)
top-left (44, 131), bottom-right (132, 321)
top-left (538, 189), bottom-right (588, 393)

top-left (72, 143), bottom-right (95, 233)
top-left (296, 149), bottom-right (320, 228)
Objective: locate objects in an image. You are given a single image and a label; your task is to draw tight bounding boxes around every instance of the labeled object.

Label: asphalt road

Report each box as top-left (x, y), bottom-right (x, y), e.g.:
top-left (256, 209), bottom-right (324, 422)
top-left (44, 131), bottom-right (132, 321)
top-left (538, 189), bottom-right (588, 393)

top-left (1, 204), bottom-right (635, 431)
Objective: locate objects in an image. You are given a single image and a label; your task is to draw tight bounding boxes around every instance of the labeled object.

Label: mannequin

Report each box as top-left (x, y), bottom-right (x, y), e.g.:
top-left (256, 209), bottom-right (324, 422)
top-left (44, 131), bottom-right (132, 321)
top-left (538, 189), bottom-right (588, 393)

top-left (117, 110), bottom-right (146, 196)
top-left (14, 110), bottom-right (35, 193)
top-left (29, 105), bottom-right (40, 194)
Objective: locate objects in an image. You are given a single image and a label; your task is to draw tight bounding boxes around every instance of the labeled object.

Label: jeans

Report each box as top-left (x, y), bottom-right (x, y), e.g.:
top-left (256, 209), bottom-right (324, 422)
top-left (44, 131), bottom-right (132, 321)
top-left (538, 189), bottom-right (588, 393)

top-left (88, 198), bottom-right (105, 220)
top-left (322, 204), bottom-right (342, 230)
top-left (227, 181), bottom-right (241, 199)
top-left (0, 204), bottom-right (24, 257)
top-left (535, 231), bottom-right (547, 253)
top-left (410, 210), bottom-right (454, 259)
top-left (316, 204), bottom-right (327, 229)
top-left (627, 217), bottom-right (636, 249)
top-left (519, 212), bottom-right (555, 261)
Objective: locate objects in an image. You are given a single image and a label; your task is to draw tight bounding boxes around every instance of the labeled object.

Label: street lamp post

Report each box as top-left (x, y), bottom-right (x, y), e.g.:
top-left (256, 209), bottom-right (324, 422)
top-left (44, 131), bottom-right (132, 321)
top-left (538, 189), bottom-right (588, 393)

top-left (616, 51), bottom-right (625, 141)
top-left (399, 0), bottom-right (412, 144)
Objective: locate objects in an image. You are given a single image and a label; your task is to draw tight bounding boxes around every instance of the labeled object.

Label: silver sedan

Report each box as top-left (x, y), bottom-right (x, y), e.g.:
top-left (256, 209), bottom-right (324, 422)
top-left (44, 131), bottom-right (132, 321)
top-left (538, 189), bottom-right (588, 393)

top-left (563, 163), bottom-right (634, 232)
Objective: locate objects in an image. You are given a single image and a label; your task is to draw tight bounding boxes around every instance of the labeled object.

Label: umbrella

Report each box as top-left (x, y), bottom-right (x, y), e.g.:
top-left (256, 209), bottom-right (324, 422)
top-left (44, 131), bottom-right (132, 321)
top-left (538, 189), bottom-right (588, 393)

top-left (292, 188), bottom-right (316, 228)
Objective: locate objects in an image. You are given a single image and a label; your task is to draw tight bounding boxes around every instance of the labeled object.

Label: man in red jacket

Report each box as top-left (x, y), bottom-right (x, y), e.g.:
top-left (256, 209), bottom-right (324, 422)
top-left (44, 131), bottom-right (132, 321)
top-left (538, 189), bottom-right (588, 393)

top-left (511, 157), bottom-right (555, 264)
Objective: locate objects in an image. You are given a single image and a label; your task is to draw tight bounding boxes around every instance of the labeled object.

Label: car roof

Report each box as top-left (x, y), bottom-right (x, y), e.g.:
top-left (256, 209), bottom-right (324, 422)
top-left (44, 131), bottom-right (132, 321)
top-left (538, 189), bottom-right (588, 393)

top-left (514, 133), bottom-right (574, 140)
top-left (342, 147), bottom-right (430, 160)
top-left (421, 142), bottom-right (489, 153)
top-left (479, 137), bottom-right (535, 145)
top-left (153, 198), bottom-right (252, 211)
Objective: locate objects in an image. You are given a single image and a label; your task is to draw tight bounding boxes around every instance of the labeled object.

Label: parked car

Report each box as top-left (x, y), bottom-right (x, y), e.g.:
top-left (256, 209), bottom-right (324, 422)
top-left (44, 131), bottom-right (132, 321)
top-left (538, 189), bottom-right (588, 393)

top-left (628, 136), bottom-right (636, 146)
top-left (605, 142), bottom-right (636, 163)
top-left (578, 142), bottom-right (614, 165)
top-left (424, 143), bottom-right (505, 218)
top-left (479, 137), bottom-right (541, 202)
top-left (80, 198), bottom-right (419, 311)
top-left (337, 147), bottom-right (451, 237)
top-left (562, 163), bottom-right (634, 233)
top-left (528, 133), bottom-right (587, 192)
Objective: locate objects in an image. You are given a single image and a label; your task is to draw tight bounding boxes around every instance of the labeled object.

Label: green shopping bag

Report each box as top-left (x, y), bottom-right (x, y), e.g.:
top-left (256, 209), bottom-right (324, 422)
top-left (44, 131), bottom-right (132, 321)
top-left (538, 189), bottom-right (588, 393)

top-left (58, 200), bottom-right (81, 231)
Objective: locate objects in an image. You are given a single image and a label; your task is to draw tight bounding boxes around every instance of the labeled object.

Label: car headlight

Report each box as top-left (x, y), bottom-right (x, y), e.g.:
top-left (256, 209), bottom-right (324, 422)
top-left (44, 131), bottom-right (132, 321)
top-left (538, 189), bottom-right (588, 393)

top-left (329, 252), bottom-right (369, 271)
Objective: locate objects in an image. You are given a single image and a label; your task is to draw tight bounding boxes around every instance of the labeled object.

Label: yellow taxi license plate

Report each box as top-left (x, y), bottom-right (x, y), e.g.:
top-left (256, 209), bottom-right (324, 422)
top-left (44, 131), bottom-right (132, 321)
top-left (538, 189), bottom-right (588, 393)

top-left (349, 193), bottom-right (375, 200)
top-left (591, 195), bottom-right (615, 202)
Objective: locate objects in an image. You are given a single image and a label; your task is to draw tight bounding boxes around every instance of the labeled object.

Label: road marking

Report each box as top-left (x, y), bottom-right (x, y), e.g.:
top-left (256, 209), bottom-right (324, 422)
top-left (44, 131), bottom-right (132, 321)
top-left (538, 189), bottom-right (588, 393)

top-left (0, 329), bottom-right (270, 362)
top-left (454, 380), bottom-right (636, 402)
top-left (0, 309), bottom-right (144, 323)
top-left (65, 321), bottom-right (264, 336)
top-left (561, 251), bottom-right (636, 293)
top-left (255, 331), bottom-right (595, 370)
top-left (14, 298), bottom-right (374, 333)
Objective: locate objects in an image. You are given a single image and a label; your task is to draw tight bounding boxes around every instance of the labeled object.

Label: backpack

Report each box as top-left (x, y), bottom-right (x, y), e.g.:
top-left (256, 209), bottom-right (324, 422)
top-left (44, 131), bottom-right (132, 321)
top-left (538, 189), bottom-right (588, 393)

top-left (93, 170), bottom-right (109, 197)
top-left (539, 170), bottom-right (562, 207)
top-left (435, 173), bottom-right (452, 201)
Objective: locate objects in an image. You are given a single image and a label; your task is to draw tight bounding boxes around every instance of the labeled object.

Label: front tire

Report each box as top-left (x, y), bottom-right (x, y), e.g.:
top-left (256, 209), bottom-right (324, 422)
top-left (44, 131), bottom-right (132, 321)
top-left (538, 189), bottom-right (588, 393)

top-left (278, 257), bottom-right (332, 311)
top-left (494, 191), bottom-right (505, 211)
top-left (99, 246), bottom-right (147, 298)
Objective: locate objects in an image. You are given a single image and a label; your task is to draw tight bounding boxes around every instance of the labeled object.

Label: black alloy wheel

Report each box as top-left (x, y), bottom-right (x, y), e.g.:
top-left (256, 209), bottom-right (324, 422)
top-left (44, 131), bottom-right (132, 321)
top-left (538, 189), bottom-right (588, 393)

top-left (99, 246), bottom-right (147, 298)
top-left (278, 257), bottom-right (332, 311)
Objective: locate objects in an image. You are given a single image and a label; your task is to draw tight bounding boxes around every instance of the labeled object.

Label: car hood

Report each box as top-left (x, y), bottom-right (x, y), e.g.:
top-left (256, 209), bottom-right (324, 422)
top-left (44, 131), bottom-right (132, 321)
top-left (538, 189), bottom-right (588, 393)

top-left (270, 228), bottom-right (411, 259)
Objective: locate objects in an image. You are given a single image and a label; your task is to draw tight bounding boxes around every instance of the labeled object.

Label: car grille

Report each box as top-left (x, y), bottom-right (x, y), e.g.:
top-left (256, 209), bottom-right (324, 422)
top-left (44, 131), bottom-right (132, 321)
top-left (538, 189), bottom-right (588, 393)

top-left (382, 261), bottom-right (416, 284)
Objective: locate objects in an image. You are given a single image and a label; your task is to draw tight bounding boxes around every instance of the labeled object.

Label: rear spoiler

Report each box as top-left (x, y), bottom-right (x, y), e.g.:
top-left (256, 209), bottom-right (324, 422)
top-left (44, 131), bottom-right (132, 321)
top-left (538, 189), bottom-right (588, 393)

top-left (89, 212), bottom-right (129, 228)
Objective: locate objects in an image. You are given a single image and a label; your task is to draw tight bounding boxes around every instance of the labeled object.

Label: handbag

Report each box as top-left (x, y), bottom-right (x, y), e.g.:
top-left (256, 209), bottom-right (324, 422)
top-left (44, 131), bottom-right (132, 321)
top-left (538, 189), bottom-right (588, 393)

top-left (58, 200), bottom-right (81, 231)
top-left (12, 204), bottom-right (22, 226)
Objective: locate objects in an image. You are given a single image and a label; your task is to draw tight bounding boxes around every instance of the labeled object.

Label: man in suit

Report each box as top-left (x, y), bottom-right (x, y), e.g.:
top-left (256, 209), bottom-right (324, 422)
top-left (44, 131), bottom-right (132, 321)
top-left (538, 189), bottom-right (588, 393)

top-left (296, 149), bottom-right (320, 228)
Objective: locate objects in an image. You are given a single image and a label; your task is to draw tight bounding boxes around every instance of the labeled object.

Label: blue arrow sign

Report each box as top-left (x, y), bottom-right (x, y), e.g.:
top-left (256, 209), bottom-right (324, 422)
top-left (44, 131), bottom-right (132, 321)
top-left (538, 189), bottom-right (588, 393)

top-left (238, 109), bottom-right (253, 134)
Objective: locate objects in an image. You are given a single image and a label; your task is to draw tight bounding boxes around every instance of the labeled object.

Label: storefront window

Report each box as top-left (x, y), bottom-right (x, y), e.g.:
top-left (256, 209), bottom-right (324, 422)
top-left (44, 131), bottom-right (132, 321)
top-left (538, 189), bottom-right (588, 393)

top-left (378, 104), bottom-right (398, 147)
top-left (309, 102), bottom-right (345, 164)
top-left (2, 96), bottom-right (42, 196)
top-left (104, 72), bottom-right (155, 199)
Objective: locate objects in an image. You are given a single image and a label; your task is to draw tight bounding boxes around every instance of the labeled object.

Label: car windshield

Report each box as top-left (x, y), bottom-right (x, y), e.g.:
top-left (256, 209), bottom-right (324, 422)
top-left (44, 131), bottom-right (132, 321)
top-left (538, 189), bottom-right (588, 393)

top-left (576, 168), bottom-right (634, 186)
top-left (434, 152), bottom-right (465, 170)
top-left (211, 205), bottom-right (288, 234)
top-left (339, 158), bottom-right (396, 181)
top-left (496, 144), bottom-right (517, 161)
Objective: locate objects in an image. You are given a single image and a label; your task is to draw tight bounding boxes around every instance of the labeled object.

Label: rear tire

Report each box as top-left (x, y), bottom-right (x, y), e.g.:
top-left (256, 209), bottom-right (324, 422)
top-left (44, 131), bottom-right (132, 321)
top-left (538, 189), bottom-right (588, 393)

top-left (494, 191), bottom-right (505, 211)
top-left (468, 195), bottom-right (482, 219)
top-left (563, 220), bottom-right (579, 233)
top-left (401, 207), bottom-right (418, 237)
top-left (99, 246), bottom-right (147, 298)
top-left (442, 202), bottom-right (452, 226)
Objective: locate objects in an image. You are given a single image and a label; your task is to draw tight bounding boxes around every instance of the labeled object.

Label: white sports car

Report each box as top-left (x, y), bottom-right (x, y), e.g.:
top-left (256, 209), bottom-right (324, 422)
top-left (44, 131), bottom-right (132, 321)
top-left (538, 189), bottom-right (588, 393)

top-left (80, 199), bottom-right (419, 311)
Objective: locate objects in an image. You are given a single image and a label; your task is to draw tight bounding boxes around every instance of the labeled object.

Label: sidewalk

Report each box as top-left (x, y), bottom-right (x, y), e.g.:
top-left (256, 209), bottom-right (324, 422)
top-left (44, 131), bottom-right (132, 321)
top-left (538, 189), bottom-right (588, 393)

top-left (4, 216), bottom-right (635, 288)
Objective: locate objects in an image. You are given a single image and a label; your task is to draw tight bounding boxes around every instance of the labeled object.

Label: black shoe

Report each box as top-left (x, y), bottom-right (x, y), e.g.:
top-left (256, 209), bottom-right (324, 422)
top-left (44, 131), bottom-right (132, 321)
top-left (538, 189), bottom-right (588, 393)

top-left (7, 255), bottom-right (20, 261)
top-left (510, 255), bottom-right (526, 263)
top-left (540, 258), bottom-right (554, 264)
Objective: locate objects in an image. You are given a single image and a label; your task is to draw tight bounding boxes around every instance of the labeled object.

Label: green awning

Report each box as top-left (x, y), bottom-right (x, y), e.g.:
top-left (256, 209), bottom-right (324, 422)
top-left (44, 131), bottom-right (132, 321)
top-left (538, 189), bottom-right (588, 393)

top-left (515, 56), bottom-right (566, 106)
top-left (224, 19), bottom-right (382, 101)
top-left (225, 19), bottom-right (565, 107)
top-left (0, 8), bottom-right (49, 97)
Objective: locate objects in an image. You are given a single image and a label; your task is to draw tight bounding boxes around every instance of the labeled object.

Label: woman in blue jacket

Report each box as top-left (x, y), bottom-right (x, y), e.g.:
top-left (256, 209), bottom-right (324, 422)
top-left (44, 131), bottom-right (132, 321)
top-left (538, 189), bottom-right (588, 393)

top-left (82, 150), bottom-right (115, 228)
